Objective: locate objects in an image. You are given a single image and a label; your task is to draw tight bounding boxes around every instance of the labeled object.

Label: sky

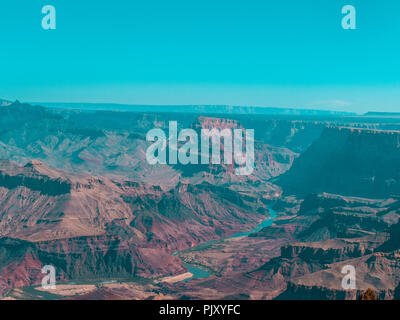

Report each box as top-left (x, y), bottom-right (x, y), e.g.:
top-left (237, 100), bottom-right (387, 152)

top-left (0, 0), bottom-right (399, 113)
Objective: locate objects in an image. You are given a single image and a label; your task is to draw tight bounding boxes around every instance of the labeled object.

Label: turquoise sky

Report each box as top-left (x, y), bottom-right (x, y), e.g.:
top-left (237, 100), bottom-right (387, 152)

top-left (0, 0), bottom-right (399, 113)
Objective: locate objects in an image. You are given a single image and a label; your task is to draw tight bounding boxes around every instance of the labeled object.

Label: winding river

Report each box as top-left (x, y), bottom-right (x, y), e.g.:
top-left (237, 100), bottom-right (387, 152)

top-left (176, 206), bottom-right (277, 282)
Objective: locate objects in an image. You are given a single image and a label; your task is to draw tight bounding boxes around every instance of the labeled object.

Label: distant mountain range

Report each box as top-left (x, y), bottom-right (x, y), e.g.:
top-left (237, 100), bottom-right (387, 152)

top-left (31, 102), bottom-right (356, 116)
top-left (3, 99), bottom-right (399, 116)
top-left (364, 112), bottom-right (400, 117)
top-left (0, 98), bottom-right (11, 107)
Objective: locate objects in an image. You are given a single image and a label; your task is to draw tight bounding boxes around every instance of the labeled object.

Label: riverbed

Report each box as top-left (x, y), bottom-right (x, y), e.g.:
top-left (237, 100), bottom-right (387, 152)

top-left (176, 206), bottom-right (277, 282)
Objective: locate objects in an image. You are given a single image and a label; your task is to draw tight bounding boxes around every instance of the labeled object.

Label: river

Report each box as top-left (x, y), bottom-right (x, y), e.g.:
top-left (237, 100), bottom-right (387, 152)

top-left (176, 206), bottom-right (277, 282)
top-left (15, 208), bottom-right (276, 298)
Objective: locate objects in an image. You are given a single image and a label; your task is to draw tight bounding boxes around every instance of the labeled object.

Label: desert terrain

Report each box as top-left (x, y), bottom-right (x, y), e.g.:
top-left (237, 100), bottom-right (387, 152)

top-left (1, 100), bottom-right (400, 299)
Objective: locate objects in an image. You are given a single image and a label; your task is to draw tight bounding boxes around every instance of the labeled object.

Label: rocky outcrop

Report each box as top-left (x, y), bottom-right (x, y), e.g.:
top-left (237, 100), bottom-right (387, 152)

top-left (0, 160), bottom-right (72, 196)
top-left (280, 239), bottom-right (376, 264)
top-left (277, 251), bottom-right (400, 300)
top-left (0, 236), bottom-right (185, 296)
top-left (292, 193), bottom-right (396, 242)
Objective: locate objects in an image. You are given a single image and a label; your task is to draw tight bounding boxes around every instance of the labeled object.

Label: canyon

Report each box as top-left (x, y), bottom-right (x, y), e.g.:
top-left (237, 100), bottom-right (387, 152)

top-left (1, 100), bottom-right (400, 299)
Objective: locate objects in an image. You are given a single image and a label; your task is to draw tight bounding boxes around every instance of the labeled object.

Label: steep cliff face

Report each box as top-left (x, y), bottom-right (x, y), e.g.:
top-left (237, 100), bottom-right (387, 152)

top-left (0, 160), bottom-right (136, 242)
top-left (288, 193), bottom-right (395, 242)
top-left (277, 282), bottom-right (361, 300)
top-left (297, 210), bottom-right (389, 242)
top-left (377, 218), bottom-right (400, 252)
top-left (0, 238), bottom-right (43, 296)
top-left (277, 251), bottom-right (400, 300)
top-left (0, 236), bottom-right (185, 296)
top-left (280, 238), bottom-right (380, 264)
top-left (278, 127), bottom-right (400, 198)
top-left (245, 237), bottom-right (382, 295)
top-left (0, 160), bottom-right (72, 196)
top-left (234, 117), bottom-right (327, 153)
top-left (0, 101), bottom-right (61, 130)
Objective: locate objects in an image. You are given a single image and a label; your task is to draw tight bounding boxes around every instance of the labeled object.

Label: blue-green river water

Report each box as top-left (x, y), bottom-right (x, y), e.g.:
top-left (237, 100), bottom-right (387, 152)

top-left (178, 206), bottom-right (277, 282)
